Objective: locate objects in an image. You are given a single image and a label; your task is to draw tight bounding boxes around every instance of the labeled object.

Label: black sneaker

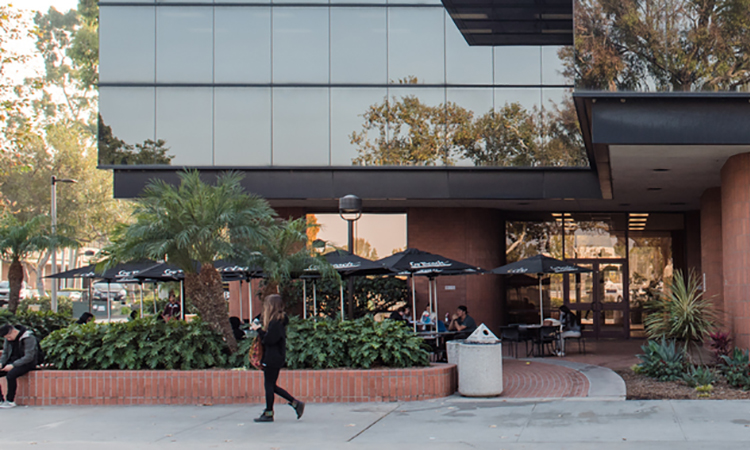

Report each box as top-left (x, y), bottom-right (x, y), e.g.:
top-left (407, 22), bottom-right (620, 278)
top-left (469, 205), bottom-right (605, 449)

top-left (254, 411), bottom-right (274, 423)
top-left (291, 400), bottom-right (305, 420)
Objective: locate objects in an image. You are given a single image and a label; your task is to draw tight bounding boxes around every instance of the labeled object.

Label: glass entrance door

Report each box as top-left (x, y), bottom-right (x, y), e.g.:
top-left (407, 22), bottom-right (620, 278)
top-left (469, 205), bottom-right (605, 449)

top-left (563, 259), bottom-right (629, 339)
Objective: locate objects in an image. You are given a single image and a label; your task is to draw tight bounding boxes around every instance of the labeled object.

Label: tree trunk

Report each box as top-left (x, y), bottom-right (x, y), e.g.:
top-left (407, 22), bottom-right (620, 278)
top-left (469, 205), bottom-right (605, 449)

top-left (184, 264), bottom-right (238, 352)
top-left (8, 259), bottom-right (24, 314)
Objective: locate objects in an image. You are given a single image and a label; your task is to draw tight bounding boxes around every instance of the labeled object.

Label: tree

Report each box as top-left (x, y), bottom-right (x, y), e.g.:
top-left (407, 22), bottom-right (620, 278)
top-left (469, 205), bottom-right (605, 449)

top-left (0, 214), bottom-right (76, 313)
top-left (104, 170), bottom-right (276, 352)
top-left (565, 0), bottom-right (750, 91)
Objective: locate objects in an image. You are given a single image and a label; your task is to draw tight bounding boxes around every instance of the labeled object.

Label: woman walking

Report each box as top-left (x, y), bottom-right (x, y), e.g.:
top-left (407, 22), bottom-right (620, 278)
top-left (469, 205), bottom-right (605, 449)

top-left (251, 294), bottom-right (305, 423)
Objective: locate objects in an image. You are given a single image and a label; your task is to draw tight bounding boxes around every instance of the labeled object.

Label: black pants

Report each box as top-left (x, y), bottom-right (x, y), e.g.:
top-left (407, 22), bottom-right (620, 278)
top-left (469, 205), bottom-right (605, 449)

top-left (0, 363), bottom-right (35, 402)
top-left (263, 366), bottom-right (294, 412)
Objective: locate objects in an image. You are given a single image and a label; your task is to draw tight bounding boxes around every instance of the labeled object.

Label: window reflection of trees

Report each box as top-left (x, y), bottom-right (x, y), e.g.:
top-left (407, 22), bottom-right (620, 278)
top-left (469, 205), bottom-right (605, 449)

top-left (98, 115), bottom-right (174, 165)
top-left (351, 92), bottom-right (588, 167)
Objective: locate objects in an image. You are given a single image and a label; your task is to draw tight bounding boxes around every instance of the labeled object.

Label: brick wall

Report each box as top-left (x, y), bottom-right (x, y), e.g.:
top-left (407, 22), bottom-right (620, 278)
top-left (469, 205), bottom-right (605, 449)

top-left (406, 208), bottom-right (503, 331)
top-left (701, 187), bottom-right (724, 327)
top-left (721, 154), bottom-right (750, 349)
top-left (16, 365), bottom-right (457, 406)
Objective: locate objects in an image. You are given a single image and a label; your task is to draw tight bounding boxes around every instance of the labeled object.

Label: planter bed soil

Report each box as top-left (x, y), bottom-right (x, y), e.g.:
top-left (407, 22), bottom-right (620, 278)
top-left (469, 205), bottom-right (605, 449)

top-left (616, 369), bottom-right (750, 400)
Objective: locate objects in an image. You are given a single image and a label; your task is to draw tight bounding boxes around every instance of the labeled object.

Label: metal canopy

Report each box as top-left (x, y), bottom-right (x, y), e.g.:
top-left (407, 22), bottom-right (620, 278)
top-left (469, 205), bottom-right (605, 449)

top-left (442, 0), bottom-right (573, 46)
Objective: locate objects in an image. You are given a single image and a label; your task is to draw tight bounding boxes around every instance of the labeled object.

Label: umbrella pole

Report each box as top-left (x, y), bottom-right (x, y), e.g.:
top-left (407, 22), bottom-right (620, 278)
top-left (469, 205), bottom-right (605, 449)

top-left (180, 280), bottom-right (185, 320)
top-left (434, 278), bottom-right (439, 332)
top-left (248, 279), bottom-right (253, 321)
top-left (303, 279), bottom-right (307, 320)
top-left (539, 275), bottom-right (544, 326)
top-left (340, 281), bottom-right (345, 321)
top-left (107, 281), bottom-right (111, 322)
top-left (313, 281), bottom-right (317, 322)
top-left (153, 283), bottom-right (158, 315)
top-left (428, 278), bottom-right (433, 318)
top-left (239, 280), bottom-right (243, 322)
top-left (139, 283), bottom-right (144, 318)
top-left (411, 275), bottom-right (417, 333)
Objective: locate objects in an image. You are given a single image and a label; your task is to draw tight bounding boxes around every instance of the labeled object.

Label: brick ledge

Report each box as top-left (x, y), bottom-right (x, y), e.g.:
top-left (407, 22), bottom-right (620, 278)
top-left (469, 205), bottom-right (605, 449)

top-left (16, 364), bottom-right (457, 406)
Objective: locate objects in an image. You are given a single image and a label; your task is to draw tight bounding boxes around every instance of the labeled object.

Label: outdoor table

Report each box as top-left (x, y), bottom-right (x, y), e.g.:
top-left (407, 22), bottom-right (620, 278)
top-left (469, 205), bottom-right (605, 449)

top-left (518, 324), bottom-right (560, 357)
top-left (417, 331), bottom-right (459, 362)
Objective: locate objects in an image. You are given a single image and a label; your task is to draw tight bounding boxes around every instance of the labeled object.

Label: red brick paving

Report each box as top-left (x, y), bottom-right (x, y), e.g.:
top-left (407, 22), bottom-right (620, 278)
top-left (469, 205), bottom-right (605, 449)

top-left (502, 359), bottom-right (589, 398)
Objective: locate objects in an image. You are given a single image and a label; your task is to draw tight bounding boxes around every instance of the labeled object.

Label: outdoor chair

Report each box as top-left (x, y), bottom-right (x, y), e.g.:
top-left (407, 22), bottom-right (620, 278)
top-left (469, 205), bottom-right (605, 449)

top-left (561, 324), bottom-right (586, 355)
top-left (533, 325), bottom-right (559, 357)
top-left (499, 325), bottom-right (527, 358)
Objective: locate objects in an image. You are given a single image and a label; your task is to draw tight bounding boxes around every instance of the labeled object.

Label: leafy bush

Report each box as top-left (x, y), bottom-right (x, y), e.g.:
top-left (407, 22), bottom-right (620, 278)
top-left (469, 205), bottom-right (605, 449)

top-left (0, 310), bottom-right (73, 340)
top-left (719, 348), bottom-right (750, 390)
top-left (285, 316), bottom-right (430, 369)
top-left (18, 296), bottom-right (73, 316)
top-left (682, 365), bottom-right (716, 388)
top-left (636, 339), bottom-right (685, 381)
top-left (709, 331), bottom-right (732, 363)
top-left (43, 317), bottom-right (228, 370)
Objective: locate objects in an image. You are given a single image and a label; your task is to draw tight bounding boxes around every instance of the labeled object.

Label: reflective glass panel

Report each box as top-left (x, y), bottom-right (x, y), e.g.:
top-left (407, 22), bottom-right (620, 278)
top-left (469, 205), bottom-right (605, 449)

top-left (214, 88), bottom-right (272, 165)
top-left (331, 87), bottom-right (388, 166)
top-left (494, 88), bottom-right (541, 112)
top-left (494, 46), bottom-right (542, 86)
top-left (564, 214), bottom-right (627, 259)
top-left (388, 8), bottom-right (445, 84)
top-left (445, 14), bottom-right (492, 85)
top-left (505, 220), bottom-right (564, 262)
top-left (99, 87), bottom-right (158, 166)
top-left (215, 7), bottom-right (271, 83)
top-left (628, 231), bottom-right (673, 336)
top-left (330, 8), bottom-right (387, 84)
top-left (273, 8), bottom-right (329, 84)
top-left (156, 88), bottom-right (214, 166)
top-left (100, 6), bottom-right (155, 83)
top-left (388, 0), bottom-right (443, 5)
top-left (272, 88), bottom-right (330, 166)
top-left (156, 7), bottom-right (213, 83)
top-left (331, 0), bottom-right (385, 4)
top-left (446, 88), bottom-right (493, 166)
top-left (542, 46), bottom-right (570, 85)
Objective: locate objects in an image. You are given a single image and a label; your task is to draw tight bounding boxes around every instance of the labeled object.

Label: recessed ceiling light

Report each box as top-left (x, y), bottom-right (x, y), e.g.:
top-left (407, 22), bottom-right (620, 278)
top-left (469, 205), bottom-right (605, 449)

top-left (653, 168), bottom-right (670, 172)
top-left (630, 213), bottom-right (649, 217)
top-left (647, 187), bottom-right (661, 191)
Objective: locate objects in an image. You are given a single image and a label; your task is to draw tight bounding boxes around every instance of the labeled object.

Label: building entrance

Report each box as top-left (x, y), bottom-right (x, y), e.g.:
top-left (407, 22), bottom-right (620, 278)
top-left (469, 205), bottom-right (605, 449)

top-left (563, 259), bottom-right (629, 339)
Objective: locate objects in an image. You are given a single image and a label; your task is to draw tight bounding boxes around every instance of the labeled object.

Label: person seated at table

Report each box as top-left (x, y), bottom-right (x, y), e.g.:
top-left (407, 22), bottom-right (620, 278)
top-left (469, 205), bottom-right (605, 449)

top-left (556, 305), bottom-right (581, 356)
top-left (388, 306), bottom-right (410, 325)
top-left (449, 305), bottom-right (477, 337)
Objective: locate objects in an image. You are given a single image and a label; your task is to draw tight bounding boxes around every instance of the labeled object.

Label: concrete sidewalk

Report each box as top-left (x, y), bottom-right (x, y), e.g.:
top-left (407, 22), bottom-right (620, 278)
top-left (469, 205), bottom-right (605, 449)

top-left (2, 397), bottom-right (750, 449)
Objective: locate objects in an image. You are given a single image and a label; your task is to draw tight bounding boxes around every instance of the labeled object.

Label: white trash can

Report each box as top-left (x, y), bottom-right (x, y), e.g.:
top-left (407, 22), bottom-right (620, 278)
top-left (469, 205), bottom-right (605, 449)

top-left (446, 339), bottom-right (463, 365)
top-left (457, 324), bottom-right (503, 397)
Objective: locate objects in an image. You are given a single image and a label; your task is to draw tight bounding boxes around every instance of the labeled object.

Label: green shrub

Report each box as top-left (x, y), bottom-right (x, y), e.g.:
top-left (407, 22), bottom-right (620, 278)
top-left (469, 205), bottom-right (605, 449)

top-left (719, 348), bottom-right (750, 390)
top-left (682, 365), bottom-right (716, 388)
top-left (0, 310), bottom-right (73, 340)
top-left (18, 296), bottom-right (73, 316)
top-left (42, 317), bottom-right (228, 370)
top-left (285, 316), bottom-right (430, 369)
top-left (636, 339), bottom-right (685, 381)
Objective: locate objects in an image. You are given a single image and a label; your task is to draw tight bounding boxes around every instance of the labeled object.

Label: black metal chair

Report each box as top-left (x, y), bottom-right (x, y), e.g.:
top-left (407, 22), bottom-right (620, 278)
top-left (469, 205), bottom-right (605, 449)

top-left (533, 325), bottom-right (559, 357)
top-left (499, 325), bottom-right (526, 358)
top-left (561, 324), bottom-right (587, 355)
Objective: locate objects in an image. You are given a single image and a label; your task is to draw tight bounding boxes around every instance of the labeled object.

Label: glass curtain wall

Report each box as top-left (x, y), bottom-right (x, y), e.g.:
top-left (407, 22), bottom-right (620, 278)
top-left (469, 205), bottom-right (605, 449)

top-left (98, 1), bottom-right (583, 168)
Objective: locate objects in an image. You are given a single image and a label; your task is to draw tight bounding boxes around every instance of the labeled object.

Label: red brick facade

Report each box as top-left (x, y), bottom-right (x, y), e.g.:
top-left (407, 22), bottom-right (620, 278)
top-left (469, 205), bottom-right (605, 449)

top-left (407, 208), bottom-right (504, 330)
top-left (701, 187), bottom-right (725, 326)
top-left (721, 154), bottom-right (750, 348)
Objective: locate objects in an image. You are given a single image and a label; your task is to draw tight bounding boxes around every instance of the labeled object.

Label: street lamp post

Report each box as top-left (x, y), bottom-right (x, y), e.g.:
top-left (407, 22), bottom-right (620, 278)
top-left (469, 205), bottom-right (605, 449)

top-left (339, 195), bottom-right (362, 320)
top-left (51, 175), bottom-right (77, 313)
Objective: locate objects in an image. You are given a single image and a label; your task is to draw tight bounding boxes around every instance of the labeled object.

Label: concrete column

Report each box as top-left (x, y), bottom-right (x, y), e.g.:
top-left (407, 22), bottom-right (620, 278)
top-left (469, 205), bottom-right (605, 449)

top-left (721, 154), bottom-right (750, 349)
top-left (701, 187), bottom-right (724, 328)
top-left (407, 208), bottom-right (503, 329)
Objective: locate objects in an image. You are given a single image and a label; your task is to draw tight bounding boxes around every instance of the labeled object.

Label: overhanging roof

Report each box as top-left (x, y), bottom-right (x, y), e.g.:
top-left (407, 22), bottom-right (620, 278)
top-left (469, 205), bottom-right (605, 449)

top-left (574, 91), bottom-right (750, 209)
top-left (442, 0), bottom-right (573, 46)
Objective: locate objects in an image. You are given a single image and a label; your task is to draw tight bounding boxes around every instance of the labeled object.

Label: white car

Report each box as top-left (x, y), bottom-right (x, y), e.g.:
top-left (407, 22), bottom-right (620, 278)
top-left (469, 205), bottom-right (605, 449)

top-left (604, 280), bottom-right (623, 302)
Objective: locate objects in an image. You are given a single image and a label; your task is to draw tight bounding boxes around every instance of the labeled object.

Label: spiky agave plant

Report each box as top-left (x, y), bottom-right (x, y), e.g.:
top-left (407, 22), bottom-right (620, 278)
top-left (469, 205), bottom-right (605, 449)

top-left (644, 269), bottom-right (720, 354)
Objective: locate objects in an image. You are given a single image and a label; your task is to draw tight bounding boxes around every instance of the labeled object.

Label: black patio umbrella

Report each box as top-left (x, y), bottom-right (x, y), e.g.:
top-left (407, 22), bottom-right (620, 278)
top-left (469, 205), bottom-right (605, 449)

top-left (377, 248), bottom-right (484, 331)
top-left (490, 254), bottom-right (592, 325)
top-left (45, 263), bottom-right (100, 279)
top-left (301, 250), bottom-right (396, 320)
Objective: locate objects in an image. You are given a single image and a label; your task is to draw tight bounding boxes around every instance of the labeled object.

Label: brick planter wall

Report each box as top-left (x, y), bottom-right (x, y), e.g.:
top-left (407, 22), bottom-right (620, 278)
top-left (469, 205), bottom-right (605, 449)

top-left (16, 364), bottom-right (456, 406)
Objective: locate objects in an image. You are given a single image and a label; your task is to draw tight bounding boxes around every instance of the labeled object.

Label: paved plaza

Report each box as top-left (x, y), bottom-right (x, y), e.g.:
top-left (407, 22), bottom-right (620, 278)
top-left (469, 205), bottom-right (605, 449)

top-left (2, 397), bottom-right (750, 449)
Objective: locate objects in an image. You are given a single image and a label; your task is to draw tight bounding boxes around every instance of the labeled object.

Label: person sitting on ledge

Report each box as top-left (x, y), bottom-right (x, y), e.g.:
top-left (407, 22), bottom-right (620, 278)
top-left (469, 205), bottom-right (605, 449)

top-left (0, 324), bottom-right (40, 409)
top-left (449, 305), bottom-right (477, 337)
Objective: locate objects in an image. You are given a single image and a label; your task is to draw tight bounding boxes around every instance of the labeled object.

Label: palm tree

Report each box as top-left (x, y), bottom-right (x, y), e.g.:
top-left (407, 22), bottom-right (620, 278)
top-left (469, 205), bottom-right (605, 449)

top-left (243, 217), bottom-right (339, 300)
top-left (0, 214), bottom-right (77, 313)
top-left (104, 170), bottom-right (275, 352)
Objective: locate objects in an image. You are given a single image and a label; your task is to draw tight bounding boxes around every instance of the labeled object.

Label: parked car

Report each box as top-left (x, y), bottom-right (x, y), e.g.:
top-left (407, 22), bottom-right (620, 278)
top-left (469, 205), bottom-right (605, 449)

top-left (0, 281), bottom-right (37, 305)
top-left (57, 290), bottom-right (83, 301)
top-left (92, 282), bottom-right (128, 303)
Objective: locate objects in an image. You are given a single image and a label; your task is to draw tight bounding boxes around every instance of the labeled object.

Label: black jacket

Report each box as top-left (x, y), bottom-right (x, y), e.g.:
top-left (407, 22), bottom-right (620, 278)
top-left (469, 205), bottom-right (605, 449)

top-left (0, 326), bottom-right (38, 368)
top-left (258, 316), bottom-right (288, 369)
